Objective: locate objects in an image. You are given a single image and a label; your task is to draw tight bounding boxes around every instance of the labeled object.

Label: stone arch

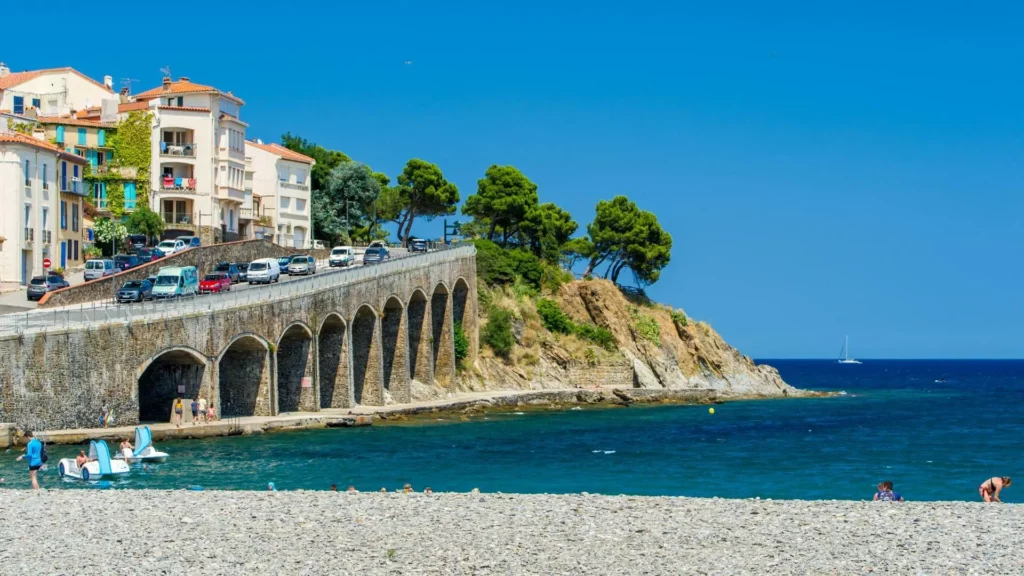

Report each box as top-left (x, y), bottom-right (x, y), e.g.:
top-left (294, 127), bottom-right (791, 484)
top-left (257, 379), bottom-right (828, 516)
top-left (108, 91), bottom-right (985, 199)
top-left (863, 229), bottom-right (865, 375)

top-left (137, 346), bottom-right (211, 423)
top-left (351, 304), bottom-right (383, 405)
top-left (381, 295), bottom-right (410, 404)
top-left (217, 333), bottom-right (272, 418)
top-left (318, 312), bottom-right (349, 409)
top-left (453, 277), bottom-right (475, 361)
top-left (276, 321), bottom-right (315, 413)
top-left (407, 288), bottom-right (432, 386)
top-left (431, 281), bottom-right (455, 387)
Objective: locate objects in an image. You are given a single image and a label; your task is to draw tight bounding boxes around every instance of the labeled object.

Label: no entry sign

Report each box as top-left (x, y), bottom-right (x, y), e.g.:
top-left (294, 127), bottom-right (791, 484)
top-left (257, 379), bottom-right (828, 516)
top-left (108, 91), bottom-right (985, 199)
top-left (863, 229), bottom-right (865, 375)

top-left (43, 258), bottom-right (51, 268)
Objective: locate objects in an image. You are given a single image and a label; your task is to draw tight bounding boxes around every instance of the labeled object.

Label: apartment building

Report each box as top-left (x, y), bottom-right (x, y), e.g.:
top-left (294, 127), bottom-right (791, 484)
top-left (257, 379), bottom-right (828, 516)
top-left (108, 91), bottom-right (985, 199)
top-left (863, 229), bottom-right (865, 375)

top-left (0, 130), bottom-right (87, 289)
top-left (130, 77), bottom-right (247, 244)
top-left (244, 140), bottom-right (314, 248)
top-left (0, 63), bottom-right (114, 117)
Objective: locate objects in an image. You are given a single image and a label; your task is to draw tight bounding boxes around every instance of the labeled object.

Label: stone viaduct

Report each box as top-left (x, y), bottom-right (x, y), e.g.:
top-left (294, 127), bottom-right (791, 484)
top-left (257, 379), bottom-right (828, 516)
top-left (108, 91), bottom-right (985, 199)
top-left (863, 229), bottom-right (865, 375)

top-left (0, 247), bottom-right (478, 431)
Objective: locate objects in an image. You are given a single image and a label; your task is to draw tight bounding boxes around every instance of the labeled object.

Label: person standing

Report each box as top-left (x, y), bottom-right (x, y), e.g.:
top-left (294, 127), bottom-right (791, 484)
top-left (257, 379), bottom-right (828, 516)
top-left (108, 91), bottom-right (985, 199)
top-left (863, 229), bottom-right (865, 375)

top-left (174, 398), bottom-right (184, 427)
top-left (190, 397), bottom-right (199, 426)
top-left (198, 395), bottom-right (208, 424)
top-left (15, 431), bottom-right (43, 490)
top-left (99, 403), bottom-right (110, 428)
top-left (979, 477), bottom-right (1012, 503)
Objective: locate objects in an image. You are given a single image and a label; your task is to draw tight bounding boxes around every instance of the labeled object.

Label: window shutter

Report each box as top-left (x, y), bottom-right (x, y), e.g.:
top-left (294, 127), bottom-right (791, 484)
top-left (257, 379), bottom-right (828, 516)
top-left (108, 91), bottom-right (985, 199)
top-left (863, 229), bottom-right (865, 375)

top-left (56, 125), bottom-right (65, 143)
top-left (98, 129), bottom-right (106, 147)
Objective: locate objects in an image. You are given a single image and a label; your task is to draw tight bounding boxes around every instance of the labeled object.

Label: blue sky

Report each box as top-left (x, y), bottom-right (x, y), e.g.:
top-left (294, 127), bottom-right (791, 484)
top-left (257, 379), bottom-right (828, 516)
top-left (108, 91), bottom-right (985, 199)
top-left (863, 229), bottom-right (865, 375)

top-left (9, 1), bottom-right (1022, 358)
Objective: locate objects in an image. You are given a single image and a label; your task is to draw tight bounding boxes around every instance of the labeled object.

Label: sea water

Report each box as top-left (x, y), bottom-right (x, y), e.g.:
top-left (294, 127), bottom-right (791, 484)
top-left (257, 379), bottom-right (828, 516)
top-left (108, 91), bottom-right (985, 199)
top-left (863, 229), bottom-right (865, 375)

top-left (2, 360), bottom-right (1021, 501)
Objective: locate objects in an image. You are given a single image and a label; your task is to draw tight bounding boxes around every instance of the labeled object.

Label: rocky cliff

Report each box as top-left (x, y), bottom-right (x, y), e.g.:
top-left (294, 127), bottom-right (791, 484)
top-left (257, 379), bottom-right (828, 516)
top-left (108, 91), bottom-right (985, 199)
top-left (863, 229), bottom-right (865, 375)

top-left (411, 278), bottom-right (799, 401)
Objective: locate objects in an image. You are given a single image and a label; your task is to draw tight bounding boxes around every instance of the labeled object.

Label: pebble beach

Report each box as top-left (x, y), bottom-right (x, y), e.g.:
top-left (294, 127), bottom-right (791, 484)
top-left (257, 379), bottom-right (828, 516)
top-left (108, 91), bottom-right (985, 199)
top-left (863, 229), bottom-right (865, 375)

top-left (1, 491), bottom-right (1021, 575)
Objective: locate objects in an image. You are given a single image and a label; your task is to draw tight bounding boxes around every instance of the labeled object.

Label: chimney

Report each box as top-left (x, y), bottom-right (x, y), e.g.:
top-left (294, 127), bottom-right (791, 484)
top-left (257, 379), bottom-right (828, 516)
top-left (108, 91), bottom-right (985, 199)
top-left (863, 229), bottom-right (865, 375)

top-left (119, 87), bottom-right (130, 103)
top-left (103, 75), bottom-right (113, 89)
top-left (179, 76), bottom-right (190, 83)
top-left (0, 62), bottom-right (9, 78)
top-left (162, 77), bottom-right (172, 91)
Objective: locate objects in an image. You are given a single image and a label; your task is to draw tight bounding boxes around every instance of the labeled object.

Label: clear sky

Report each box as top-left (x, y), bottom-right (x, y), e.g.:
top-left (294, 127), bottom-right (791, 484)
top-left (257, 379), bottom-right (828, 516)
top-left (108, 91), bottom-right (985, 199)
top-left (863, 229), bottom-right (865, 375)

top-left (8, 1), bottom-right (1022, 358)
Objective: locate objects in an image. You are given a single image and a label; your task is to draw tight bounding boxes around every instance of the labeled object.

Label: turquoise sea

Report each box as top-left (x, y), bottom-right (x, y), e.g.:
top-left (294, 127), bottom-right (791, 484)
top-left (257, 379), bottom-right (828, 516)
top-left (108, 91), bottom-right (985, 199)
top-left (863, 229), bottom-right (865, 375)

top-left (2, 360), bottom-right (1021, 501)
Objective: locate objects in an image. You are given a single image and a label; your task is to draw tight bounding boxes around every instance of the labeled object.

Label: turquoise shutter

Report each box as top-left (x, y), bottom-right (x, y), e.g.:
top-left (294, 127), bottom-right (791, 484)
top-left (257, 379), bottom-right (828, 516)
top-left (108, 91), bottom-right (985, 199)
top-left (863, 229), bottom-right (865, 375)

top-left (78, 128), bottom-right (86, 145)
top-left (124, 182), bottom-right (137, 210)
top-left (56, 125), bottom-right (65, 143)
top-left (98, 129), bottom-right (106, 146)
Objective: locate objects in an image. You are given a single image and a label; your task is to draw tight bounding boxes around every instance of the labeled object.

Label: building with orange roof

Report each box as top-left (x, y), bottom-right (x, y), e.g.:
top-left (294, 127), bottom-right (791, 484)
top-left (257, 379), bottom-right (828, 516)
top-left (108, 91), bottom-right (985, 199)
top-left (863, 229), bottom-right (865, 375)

top-left (244, 139), bottom-right (314, 247)
top-left (0, 62), bottom-right (114, 118)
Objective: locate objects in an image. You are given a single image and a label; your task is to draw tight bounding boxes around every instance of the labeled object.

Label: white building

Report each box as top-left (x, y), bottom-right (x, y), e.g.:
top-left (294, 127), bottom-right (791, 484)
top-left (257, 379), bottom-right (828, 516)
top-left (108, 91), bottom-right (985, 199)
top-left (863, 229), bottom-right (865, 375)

top-left (0, 131), bottom-right (87, 290)
top-left (245, 140), bottom-right (314, 248)
top-left (0, 63), bottom-right (114, 117)
top-left (131, 77), bottom-right (248, 244)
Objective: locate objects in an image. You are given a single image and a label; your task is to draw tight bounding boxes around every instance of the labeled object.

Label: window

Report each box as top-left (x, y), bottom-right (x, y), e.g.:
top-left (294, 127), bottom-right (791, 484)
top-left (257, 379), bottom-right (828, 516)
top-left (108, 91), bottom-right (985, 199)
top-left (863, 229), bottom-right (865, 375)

top-left (24, 160), bottom-right (30, 187)
top-left (24, 204), bottom-right (31, 228)
top-left (60, 201), bottom-right (68, 230)
top-left (98, 129), bottom-right (106, 147)
top-left (42, 164), bottom-right (48, 191)
top-left (296, 199), bottom-right (307, 213)
top-left (13, 96), bottom-right (24, 114)
top-left (78, 128), bottom-right (86, 146)
top-left (96, 151), bottom-right (104, 166)
top-left (73, 165), bottom-right (79, 194)
top-left (31, 98), bottom-right (40, 110)
top-left (72, 203), bottom-right (79, 232)
top-left (124, 182), bottom-right (137, 210)
top-left (279, 196), bottom-right (290, 210)
top-left (47, 99), bottom-right (57, 114)
top-left (279, 167), bottom-right (289, 182)
top-left (296, 170), bottom-right (306, 185)
top-left (56, 125), bottom-right (65, 143)
top-left (42, 207), bottom-right (48, 231)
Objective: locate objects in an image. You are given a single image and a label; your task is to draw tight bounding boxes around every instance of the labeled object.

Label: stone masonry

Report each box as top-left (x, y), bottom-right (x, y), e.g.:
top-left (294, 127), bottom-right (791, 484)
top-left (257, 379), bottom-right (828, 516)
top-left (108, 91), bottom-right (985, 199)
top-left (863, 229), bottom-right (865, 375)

top-left (0, 249), bottom-right (478, 430)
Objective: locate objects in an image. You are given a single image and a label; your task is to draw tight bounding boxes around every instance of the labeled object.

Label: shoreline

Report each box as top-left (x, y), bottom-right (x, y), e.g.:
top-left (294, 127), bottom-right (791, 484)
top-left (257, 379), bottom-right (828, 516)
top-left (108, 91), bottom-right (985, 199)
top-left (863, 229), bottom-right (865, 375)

top-left (1, 491), bottom-right (1019, 574)
top-left (6, 386), bottom-right (833, 447)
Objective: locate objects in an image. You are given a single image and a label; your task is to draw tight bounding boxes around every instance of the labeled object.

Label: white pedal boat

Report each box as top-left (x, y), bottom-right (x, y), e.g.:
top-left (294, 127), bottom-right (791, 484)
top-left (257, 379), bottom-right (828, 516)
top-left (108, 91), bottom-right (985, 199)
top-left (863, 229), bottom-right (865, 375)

top-left (58, 440), bottom-right (130, 481)
top-left (115, 426), bottom-right (169, 464)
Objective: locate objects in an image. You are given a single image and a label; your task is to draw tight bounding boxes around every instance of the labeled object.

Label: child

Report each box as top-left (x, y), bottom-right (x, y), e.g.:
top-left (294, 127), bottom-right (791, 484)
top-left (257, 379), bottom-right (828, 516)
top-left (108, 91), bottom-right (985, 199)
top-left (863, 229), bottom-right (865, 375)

top-left (873, 481), bottom-right (903, 502)
top-left (207, 404), bottom-right (217, 421)
top-left (174, 398), bottom-right (184, 427)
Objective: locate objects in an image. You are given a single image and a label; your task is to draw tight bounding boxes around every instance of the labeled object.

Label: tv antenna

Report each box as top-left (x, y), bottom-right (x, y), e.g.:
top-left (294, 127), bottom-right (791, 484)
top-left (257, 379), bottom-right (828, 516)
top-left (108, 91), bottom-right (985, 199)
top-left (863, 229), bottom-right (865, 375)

top-left (120, 78), bottom-right (140, 93)
top-left (159, 66), bottom-right (172, 78)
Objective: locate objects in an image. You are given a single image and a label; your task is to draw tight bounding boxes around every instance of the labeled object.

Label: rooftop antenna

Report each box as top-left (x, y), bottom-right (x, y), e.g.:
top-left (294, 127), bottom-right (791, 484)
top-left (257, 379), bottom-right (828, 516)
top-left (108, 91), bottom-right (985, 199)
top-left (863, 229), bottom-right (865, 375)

top-left (159, 66), bottom-right (172, 78)
top-left (120, 78), bottom-right (139, 93)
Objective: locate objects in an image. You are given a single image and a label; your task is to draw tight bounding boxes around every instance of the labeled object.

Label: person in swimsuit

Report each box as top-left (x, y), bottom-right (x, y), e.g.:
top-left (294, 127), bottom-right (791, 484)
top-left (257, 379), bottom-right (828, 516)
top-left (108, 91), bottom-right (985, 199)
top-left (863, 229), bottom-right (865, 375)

top-left (75, 450), bottom-right (89, 470)
top-left (979, 477), bottom-right (1011, 503)
top-left (191, 398), bottom-right (200, 425)
top-left (120, 437), bottom-right (134, 460)
top-left (207, 404), bottom-right (217, 421)
top-left (174, 398), bottom-right (184, 427)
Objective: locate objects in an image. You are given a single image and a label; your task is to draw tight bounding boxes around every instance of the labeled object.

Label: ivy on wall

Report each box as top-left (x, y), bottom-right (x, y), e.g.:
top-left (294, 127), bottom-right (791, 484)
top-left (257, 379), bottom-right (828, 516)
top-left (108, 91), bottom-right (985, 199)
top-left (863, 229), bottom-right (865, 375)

top-left (83, 111), bottom-right (153, 218)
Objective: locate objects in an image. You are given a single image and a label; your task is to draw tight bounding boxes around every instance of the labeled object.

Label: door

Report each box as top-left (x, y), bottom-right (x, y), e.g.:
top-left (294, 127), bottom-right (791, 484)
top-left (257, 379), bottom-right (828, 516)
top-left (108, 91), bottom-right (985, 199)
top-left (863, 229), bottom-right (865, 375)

top-left (60, 242), bottom-right (67, 268)
top-left (293, 227), bottom-right (305, 249)
top-left (20, 251), bottom-right (28, 286)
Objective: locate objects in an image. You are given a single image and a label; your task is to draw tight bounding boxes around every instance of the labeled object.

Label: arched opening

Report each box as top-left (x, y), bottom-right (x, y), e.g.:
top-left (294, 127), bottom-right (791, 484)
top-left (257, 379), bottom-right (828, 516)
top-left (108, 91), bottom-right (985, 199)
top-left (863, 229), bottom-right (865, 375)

top-left (382, 296), bottom-right (409, 404)
top-left (318, 314), bottom-right (349, 409)
top-left (218, 335), bottom-right (271, 418)
top-left (138, 348), bottom-right (208, 423)
top-left (407, 289), bottom-right (432, 385)
top-left (351, 304), bottom-right (382, 405)
top-left (431, 283), bottom-right (454, 386)
top-left (453, 278), bottom-right (471, 333)
top-left (277, 323), bottom-right (314, 413)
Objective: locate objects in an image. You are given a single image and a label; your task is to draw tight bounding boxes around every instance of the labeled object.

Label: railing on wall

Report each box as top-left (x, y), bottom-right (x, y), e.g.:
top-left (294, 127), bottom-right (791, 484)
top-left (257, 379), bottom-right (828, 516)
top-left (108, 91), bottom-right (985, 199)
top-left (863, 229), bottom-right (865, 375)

top-left (0, 245), bottom-right (475, 336)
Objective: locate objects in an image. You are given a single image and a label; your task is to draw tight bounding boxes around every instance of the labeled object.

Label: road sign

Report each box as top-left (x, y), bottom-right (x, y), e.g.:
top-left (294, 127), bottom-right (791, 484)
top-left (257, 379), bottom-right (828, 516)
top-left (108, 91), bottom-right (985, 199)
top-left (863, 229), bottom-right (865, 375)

top-left (42, 258), bottom-right (51, 268)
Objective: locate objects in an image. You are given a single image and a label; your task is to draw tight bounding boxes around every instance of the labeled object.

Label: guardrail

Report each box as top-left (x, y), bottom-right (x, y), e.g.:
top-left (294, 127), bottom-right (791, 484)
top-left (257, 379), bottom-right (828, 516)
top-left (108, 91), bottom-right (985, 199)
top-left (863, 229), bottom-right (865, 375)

top-left (0, 245), bottom-right (475, 336)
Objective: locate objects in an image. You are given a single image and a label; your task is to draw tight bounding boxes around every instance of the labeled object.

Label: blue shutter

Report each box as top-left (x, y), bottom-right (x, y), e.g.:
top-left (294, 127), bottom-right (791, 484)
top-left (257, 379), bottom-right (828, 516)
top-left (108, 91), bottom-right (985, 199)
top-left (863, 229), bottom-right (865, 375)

top-left (78, 128), bottom-right (87, 145)
top-left (87, 150), bottom-right (97, 168)
top-left (98, 129), bottom-right (106, 146)
top-left (61, 162), bottom-right (67, 191)
top-left (56, 125), bottom-right (65, 143)
top-left (31, 98), bottom-right (41, 110)
top-left (124, 182), bottom-right (137, 210)
top-left (13, 96), bottom-right (23, 114)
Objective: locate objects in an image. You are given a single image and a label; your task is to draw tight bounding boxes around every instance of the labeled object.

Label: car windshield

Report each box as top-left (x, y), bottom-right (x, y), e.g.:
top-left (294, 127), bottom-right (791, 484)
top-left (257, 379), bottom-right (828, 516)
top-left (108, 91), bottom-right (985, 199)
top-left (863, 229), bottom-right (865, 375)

top-left (123, 281), bottom-right (144, 289)
top-left (30, 278), bottom-right (46, 285)
top-left (155, 276), bottom-right (178, 286)
top-left (236, 263), bottom-right (248, 270)
top-left (86, 261), bottom-right (101, 269)
top-left (158, 242), bottom-right (175, 248)
top-left (332, 249), bottom-right (348, 255)
top-left (214, 263), bottom-right (230, 272)
top-left (204, 275), bottom-right (222, 281)
top-left (290, 257), bottom-right (307, 264)
top-left (249, 263), bottom-right (267, 271)
top-left (365, 248), bottom-right (381, 256)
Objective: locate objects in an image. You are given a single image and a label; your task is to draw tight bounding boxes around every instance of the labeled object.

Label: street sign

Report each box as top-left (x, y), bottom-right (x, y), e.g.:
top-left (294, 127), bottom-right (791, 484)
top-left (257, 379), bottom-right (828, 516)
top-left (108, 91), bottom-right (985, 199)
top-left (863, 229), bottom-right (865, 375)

top-left (42, 258), bottom-right (51, 268)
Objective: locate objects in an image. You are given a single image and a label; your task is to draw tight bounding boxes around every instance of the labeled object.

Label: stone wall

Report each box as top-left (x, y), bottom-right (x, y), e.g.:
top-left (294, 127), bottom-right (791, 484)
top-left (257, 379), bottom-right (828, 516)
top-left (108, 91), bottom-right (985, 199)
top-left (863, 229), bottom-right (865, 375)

top-left (566, 361), bottom-right (634, 389)
top-left (39, 240), bottom-right (304, 309)
top-left (0, 250), bottom-right (478, 430)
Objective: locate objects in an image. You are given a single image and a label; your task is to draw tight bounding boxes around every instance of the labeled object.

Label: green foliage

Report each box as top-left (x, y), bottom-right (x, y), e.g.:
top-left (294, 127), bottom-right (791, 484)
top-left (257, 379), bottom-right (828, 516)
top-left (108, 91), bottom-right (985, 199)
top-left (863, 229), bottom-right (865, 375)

top-left (560, 237), bottom-right (594, 271)
top-left (511, 275), bottom-right (538, 302)
top-left (94, 218), bottom-right (127, 243)
top-left (537, 298), bottom-right (573, 334)
top-left (106, 181), bottom-right (125, 217)
top-left (540, 263), bottom-right (573, 293)
top-left (670, 309), bottom-right (688, 327)
top-left (463, 165), bottom-right (538, 245)
top-left (482, 307), bottom-right (515, 358)
top-left (630, 306), bottom-right (661, 347)
top-left (83, 246), bottom-right (102, 259)
top-left (280, 133), bottom-right (351, 194)
top-left (108, 111), bottom-right (153, 207)
top-left (573, 323), bottom-right (617, 351)
top-left (521, 203), bottom-right (577, 262)
top-left (126, 204), bottom-right (165, 240)
top-left (314, 162), bottom-right (381, 244)
top-left (453, 321), bottom-right (469, 366)
top-left (380, 159), bottom-right (460, 243)
top-left (473, 239), bottom-right (543, 289)
top-left (477, 285), bottom-right (494, 313)
top-left (585, 196), bottom-right (672, 286)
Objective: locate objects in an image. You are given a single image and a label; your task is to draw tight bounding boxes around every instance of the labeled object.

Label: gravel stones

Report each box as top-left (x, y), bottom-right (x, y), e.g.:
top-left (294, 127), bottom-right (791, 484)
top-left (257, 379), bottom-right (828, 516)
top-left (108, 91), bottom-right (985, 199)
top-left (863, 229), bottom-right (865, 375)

top-left (1, 491), bottom-right (1021, 575)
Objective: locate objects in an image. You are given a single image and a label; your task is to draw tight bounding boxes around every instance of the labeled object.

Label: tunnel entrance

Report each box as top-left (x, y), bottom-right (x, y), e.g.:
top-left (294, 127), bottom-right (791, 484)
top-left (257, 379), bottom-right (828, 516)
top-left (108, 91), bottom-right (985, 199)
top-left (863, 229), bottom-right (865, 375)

top-left (431, 283), bottom-right (454, 385)
top-left (218, 335), bottom-right (271, 418)
top-left (382, 296), bottom-right (409, 404)
top-left (138, 348), bottom-right (207, 423)
top-left (407, 289), bottom-right (431, 385)
top-left (352, 305), bottom-right (381, 405)
top-left (318, 314), bottom-right (349, 409)
top-left (277, 324), bottom-right (313, 413)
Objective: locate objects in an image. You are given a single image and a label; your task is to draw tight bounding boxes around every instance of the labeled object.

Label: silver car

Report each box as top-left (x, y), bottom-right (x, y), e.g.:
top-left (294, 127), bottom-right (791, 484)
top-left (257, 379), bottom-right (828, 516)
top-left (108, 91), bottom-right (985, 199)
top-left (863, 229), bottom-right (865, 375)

top-left (287, 255), bottom-right (316, 275)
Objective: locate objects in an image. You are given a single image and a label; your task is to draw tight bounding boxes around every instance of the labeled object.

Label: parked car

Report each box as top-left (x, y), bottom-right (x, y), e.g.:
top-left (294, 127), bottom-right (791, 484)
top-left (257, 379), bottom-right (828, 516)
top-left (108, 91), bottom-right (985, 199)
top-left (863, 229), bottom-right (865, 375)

top-left (146, 275), bottom-right (159, 286)
top-left (26, 275), bottom-right (69, 301)
top-left (281, 254), bottom-right (306, 274)
top-left (83, 259), bottom-right (116, 281)
top-left (408, 237), bottom-right (428, 252)
top-left (113, 254), bottom-right (142, 271)
top-left (328, 246), bottom-right (354, 267)
top-left (151, 266), bottom-right (199, 299)
top-left (117, 279), bottom-right (153, 303)
top-left (246, 258), bottom-right (281, 284)
top-left (156, 239), bottom-right (186, 255)
top-left (177, 236), bottom-right (201, 249)
top-left (363, 246), bottom-right (390, 265)
top-left (311, 239), bottom-right (326, 250)
top-left (126, 234), bottom-right (147, 253)
top-left (213, 262), bottom-right (241, 284)
top-left (235, 262), bottom-right (249, 282)
top-left (288, 255), bottom-right (317, 275)
top-left (199, 273), bottom-right (232, 294)
top-left (136, 248), bottom-right (164, 262)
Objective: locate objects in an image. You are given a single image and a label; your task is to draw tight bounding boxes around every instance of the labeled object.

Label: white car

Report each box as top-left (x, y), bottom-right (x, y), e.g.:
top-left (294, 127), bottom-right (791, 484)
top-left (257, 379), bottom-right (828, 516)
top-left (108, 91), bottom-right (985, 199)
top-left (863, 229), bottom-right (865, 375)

top-left (156, 239), bottom-right (186, 255)
top-left (329, 246), bottom-right (354, 267)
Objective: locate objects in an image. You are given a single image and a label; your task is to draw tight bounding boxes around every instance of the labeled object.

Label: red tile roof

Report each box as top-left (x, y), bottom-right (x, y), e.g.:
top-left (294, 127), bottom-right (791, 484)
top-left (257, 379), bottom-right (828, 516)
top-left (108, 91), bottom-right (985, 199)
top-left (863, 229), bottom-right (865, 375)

top-left (158, 106), bottom-right (211, 113)
top-left (0, 132), bottom-right (88, 162)
top-left (36, 115), bottom-right (115, 128)
top-left (220, 113), bottom-right (249, 127)
top-left (134, 78), bottom-right (244, 104)
top-left (0, 67), bottom-right (112, 93)
top-left (118, 101), bottom-right (150, 113)
top-left (246, 140), bottom-right (316, 165)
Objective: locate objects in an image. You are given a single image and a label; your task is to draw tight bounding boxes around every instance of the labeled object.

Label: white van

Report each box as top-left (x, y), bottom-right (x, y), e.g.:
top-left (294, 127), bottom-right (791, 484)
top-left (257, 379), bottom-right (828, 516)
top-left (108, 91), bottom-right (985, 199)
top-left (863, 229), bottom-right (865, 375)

top-left (246, 258), bottom-right (281, 284)
top-left (328, 246), bottom-right (353, 267)
top-left (151, 266), bottom-right (199, 298)
top-left (84, 259), bottom-right (116, 281)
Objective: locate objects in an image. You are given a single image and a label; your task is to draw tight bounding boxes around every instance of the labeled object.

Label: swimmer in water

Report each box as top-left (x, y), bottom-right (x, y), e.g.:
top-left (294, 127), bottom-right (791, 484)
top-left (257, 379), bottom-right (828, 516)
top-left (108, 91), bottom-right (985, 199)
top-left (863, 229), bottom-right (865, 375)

top-left (979, 477), bottom-right (1011, 503)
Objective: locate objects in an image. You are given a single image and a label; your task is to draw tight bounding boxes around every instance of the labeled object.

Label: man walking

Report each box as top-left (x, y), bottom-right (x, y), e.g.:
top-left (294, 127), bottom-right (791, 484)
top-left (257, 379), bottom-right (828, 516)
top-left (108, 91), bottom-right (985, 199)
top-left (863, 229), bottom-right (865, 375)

top-left (16, 431), bottom-right (43, 490)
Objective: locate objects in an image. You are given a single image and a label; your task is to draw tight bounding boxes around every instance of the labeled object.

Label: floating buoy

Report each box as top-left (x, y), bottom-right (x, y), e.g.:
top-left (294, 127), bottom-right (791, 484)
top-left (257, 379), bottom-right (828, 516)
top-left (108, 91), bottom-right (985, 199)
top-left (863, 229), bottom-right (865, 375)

top-left (709, 407), bottom-right (715, 415)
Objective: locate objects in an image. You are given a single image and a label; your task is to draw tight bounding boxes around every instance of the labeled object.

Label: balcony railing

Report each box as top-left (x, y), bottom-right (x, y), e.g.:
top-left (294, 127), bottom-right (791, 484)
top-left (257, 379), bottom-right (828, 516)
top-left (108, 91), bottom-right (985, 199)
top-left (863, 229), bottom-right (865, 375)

top-left (279, 180), bottom-right (307, 190)
top-left (162, 212), bottom-right (194, 225)
top-left (160, 142), bottom-right (197, 157)
top-left (161, 177), bottom-right (198, 192)
top-left (43, 231), bottom-right (52, 244)
top-left (240, 208), bottom-right (254, 219)
top-left (23, 228), bottom-right (33, 243)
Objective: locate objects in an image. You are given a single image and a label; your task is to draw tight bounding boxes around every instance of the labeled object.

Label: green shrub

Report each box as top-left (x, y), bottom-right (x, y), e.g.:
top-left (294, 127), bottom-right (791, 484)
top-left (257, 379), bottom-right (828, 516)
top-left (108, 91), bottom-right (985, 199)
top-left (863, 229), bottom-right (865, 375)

top-left (511, 275), bottom-right (538, 301)
top-left (537, 298), bottom-right (573, 334)
top-left (473, 239), bottom-right (543, 290)
top-left (540, 263), bottom-right (573, 293)
top-left (453, 321), bottom-right (469, 366)
top-left (482, 307), bottom-right (515, 358)
top-left (574, 323), bottom-right (617, 351)
top-left (477, 286), bottom-right (494, 314)
top-left (670, 309), bottom-right (688, 327)
top-left (630, 307), bottom-right (661, 347)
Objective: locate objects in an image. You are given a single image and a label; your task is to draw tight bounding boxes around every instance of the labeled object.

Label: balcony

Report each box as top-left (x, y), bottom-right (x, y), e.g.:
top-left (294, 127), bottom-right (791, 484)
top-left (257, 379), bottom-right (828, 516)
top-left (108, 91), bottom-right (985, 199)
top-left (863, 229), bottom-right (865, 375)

top-left (279, 180), bottom-right (307, 191)
top-left (240, 207), bottom-right (254, 219)
top-left (23, 228), bottom-right (34, 246)
top-left (160, 175), bottom-right (199, 193)
top-left (162, 212), bottom-right (195, 225)
top-left (160, 142), bottom-right (197, 158)
top-left (43, 230), bottom-right (52, 244)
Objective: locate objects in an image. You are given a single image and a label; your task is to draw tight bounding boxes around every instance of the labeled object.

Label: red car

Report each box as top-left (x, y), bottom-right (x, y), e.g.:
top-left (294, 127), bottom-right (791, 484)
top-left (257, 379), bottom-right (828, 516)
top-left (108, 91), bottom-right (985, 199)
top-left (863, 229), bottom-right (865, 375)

top-left (199, 272), bottom-right (232, 294)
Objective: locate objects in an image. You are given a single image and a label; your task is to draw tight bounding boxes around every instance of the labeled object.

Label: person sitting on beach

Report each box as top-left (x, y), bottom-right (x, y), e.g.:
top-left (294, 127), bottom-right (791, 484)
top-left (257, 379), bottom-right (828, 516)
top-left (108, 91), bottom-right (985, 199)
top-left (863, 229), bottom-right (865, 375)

top-left (379, 487), bottom-right (387, 493)
top-left (873, 481), bottom-right (903, 502)
top-left (268, 482), bottom-right (277, 492)
top-left (979, 477), bottom-right (1011, 503)
top-left (424, 487), bottom-right (434, 495)
top-left (403, 483), bottom-right (413, 493)
top-left (75, 450), bottom-right (89, 469)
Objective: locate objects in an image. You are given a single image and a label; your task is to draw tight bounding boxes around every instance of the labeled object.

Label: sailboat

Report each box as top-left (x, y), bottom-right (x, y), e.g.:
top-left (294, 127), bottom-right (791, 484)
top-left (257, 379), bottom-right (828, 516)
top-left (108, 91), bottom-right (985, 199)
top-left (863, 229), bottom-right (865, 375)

top-left (838, 335), bottom-right (862, 364)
